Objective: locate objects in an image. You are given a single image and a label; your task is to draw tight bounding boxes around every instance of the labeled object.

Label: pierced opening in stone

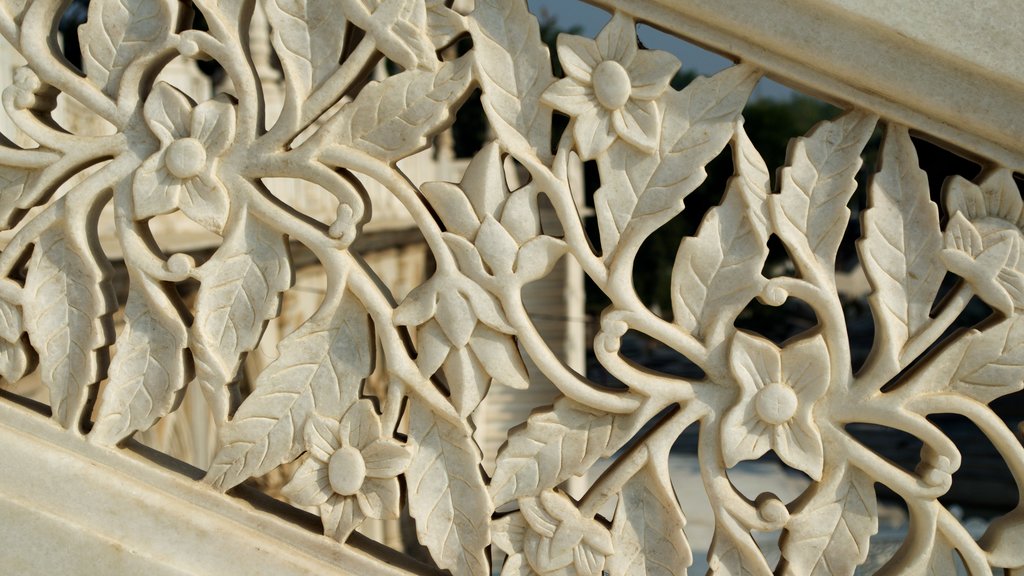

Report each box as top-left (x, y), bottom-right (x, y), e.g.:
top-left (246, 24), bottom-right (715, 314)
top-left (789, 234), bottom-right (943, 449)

top-left (607, 329), bottom-right (706, 383)
top-left (451, 88), bottom-right (486, 159)
top-left (927, 412), bottom-right (1019, 516)
top-left (735, 295), bottom-right (819, 347)
top-left (844, 422), bottom-right (923, 482)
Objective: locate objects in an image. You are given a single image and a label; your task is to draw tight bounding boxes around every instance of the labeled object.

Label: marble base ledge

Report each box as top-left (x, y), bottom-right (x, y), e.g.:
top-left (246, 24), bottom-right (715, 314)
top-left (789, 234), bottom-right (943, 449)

top-left (0, 399), bottom-right (430, 576)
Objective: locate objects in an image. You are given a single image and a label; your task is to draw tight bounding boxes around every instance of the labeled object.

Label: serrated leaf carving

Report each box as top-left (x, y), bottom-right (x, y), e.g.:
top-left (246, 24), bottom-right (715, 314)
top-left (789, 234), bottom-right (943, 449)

top-left (322, 58), bottom-right (473, 163)
top-left (607, 462), bottom-right (691, 576)
top-left (620, 65), bottom-right (759, 249)
top-left (0, 164), bottom-right (32, 231)
top-left (916, 316), bottom-right (1024, 403)
top-left (672, 122), bottom-right (770, 341)
top-left (859, 126), bottom-right (944, 369)
top-left (490, 397), bottom-right (645, 506)
top-left (0, 1), bottom-right (1020, 571)
top-left (205, 288), bottom-right (370, 490)
top-left (772, 110), bottom-right (877, 266)
top-left (469, 0), bottom-right (554, 161)
top-left (192, 214), bottom-right (293, 422)
top-left (91, 274), bottom-right (190, 444)
top-left (781, 467), bottom-right (878, 575)
top-left (265, 0), bottom-right (346, 100)
top-left (23, 227), bottom-right (113, 428)
top-left (79, 0), bottom-right (173, 97)
top-left (406, 398), bottom-right (492, 576)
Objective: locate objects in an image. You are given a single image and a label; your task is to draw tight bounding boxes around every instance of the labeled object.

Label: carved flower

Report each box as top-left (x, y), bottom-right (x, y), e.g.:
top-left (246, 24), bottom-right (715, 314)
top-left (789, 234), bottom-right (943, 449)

top-left (395, 268), bottom-right (529, 415)
top-left (421, 143), bottom-right (568, 285)
top-left (720, 331), bottom-right (829, 480)
top-left (541, 12), bottom-right (679, 160)
top-left (493, 491), bottom-right (614, 576)
top-left (941, 170), bottom-right (1024, 316)
top-left (281, 400), bottom-right (411, 541)
top-left (133, 82), bottom-right (235, 233)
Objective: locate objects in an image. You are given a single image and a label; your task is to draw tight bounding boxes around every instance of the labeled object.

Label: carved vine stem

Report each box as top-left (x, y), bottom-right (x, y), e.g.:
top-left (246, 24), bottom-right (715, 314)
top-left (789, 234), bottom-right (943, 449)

top-left (0, 2), bottom-right (1022, 574)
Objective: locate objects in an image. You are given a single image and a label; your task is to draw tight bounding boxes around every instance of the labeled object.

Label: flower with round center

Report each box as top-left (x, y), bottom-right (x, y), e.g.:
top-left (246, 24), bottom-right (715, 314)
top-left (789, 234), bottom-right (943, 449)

top-left (132, 82), bottom-right (235, 233)
top-left (281, 401), bottom-right (411, 541)
top-left (940, 169), bottom-right (1024, 316)
top-left (493, 491), bottom-right (614, 576)
top-left (540, 12), bottom-right (680, 160)
top-left (720, 331), bottom-right (829, 480)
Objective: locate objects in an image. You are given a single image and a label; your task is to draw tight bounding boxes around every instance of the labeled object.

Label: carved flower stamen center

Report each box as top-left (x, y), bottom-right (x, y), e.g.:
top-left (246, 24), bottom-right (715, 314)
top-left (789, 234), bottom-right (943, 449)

top-left (165, 138), bottom-right (207, 179)
top-left (328, 446), bottom-right (367, 496)
top-left (591, 60), bottom-right (632, 110)
top-left (754, 383), bottom-right (798, 425)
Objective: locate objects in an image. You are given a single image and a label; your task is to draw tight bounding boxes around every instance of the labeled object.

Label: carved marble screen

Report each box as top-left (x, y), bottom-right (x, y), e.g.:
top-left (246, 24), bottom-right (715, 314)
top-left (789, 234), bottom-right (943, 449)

top-left (0, 0), bottom-right (1022, 574)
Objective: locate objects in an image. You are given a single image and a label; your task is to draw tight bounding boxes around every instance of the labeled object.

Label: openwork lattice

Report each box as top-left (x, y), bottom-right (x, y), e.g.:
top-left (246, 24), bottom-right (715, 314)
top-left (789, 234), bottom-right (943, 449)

top-left (0, 0), bottom-right (1022, 574)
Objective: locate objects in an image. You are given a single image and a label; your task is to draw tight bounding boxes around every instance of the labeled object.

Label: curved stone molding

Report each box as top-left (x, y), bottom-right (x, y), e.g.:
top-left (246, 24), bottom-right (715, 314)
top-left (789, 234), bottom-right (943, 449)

top-left (595, 0), bottom-right (1024, 173)
top-left (0, 1), bottom-right (1021, 575)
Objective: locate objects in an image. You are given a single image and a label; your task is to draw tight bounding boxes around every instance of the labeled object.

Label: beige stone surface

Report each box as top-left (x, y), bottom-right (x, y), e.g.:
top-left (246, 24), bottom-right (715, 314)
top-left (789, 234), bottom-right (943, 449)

top-left (0, 0), bottom-right (1022, 575)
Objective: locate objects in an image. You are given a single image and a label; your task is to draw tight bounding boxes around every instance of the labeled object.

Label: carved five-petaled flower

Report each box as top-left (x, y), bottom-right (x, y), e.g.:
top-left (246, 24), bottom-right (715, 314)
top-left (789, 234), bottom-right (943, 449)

top-left (721, 331), bottom-right (829, 480)
top-left (541, 12), bottom-right (679, 159)
top-left (282, 401), bottom-right (411, 541)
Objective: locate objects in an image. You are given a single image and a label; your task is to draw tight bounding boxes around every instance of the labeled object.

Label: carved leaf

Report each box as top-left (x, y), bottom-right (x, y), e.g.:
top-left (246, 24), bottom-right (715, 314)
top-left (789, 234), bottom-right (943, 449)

top-left (265, 0), bottom-right (346, 99)
top-left (607, 462), bottom-right (691, 576)
top-left (24, 228), bottom-right (113, 423)
top-left (672, 122), bottom-right (770, 341)
top-left (79, 0), bottom-right (173, 97)
top-left (859, 126), bottom-right (943, 368)
top-left (926, 538), bottom-right (958, 575)
top-left (772, 110), bottom-right (877, 267)
top-left (469, 0), bottom-right (554, 161)
top-left (490, 397), bottom-right (645, 506)
top-left (918, 316), bottom-right (1024, 403)
top-left (23, 227), bottom-right (113, 428)
top-left (323, 58), bottom-right (473, 163)
top-left (205, 288), bottom-right (370, 490)
top-left (192, 215), bottom-right (293, 422)
top-left (977, 505), bottom-right (1024, 568)
top-left (0, 164), bottom-right (31, 231)
top-left (707, 531), bottom-right (773, 576)
top-left (781, 466), bottom-right (878, 575)
top-left (622, 65), bottom-right (759, 247)
top-left (91, 274), bottom-right (190, 444)
top-left (406, 398), bottom-right (492, 576)
top-left (0, 296), bottom-right (22, 342)
top-left (946, 315), bottom-right (1024, 401)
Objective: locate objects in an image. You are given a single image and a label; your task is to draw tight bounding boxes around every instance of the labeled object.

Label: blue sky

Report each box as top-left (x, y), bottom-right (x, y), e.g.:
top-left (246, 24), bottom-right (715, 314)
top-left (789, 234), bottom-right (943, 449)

top-left (526, 0), bottom-right (794, 101)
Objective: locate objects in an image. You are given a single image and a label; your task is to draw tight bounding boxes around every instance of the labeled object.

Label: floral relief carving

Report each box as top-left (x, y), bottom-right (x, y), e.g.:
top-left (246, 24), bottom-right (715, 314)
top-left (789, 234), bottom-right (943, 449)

top-left (134, 83), bottom-right (236, 233)
top-left (0, 1), bottom-right (1021, 575)
top-left (720, 331), bottom-right (828, 481)
top-left (282, 401), bottom-right (412, 540)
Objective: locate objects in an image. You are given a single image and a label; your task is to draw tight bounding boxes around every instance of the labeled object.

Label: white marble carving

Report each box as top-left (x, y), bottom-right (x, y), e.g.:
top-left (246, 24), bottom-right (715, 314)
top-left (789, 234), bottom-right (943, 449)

top-left (0, 0), bottom-right (1022, 575)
